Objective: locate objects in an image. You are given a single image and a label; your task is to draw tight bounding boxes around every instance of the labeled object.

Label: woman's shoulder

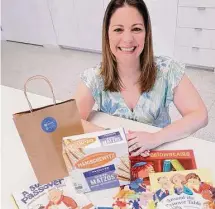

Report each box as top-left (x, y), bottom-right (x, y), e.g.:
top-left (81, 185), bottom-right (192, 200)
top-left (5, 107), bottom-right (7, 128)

top-left (154, 56), bottom-right (185, 77)
top-left (155, 56), bottom-right (184, 70)
top-left (81, 63), bottom-right (102, 78)
top-left (153, 56), bottom-right (185, 105)
top-left (80, 63), bottom-right (104, 91)
top-left (154, 55), bottom-right (173, 67)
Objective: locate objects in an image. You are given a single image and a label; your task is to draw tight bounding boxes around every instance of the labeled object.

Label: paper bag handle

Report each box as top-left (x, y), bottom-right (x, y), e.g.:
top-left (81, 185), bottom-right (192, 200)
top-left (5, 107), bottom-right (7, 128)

top-left (24, 75), bottom-right (57, 112)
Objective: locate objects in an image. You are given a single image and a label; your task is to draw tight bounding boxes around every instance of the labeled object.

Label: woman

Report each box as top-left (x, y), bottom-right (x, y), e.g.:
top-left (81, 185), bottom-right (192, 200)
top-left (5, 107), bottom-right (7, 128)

top-left (74, 0), bottom-right (208, 157)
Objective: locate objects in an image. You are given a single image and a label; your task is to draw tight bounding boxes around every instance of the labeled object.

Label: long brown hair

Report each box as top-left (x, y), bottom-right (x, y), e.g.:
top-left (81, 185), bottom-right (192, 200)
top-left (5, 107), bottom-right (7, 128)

top-left (101, 0), bottom-right (156, 93)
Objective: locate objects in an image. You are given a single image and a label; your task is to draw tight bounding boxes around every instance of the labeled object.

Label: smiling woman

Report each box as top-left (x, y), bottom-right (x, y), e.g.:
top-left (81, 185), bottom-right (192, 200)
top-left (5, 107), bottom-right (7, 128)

top-left (73, 0), bottom-right (208, 157)
top-left (102, 0), bottom-right (156, 94)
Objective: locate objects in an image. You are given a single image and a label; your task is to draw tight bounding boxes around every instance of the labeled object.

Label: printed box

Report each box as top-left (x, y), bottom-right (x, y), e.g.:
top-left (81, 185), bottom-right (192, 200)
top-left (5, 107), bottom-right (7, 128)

top-left (63, 128), bottom-right (130, 193)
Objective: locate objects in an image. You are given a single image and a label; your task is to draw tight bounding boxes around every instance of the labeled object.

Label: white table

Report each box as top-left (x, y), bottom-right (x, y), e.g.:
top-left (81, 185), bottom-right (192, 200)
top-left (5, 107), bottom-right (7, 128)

top-left (1, 85), bottom-right (215, 208)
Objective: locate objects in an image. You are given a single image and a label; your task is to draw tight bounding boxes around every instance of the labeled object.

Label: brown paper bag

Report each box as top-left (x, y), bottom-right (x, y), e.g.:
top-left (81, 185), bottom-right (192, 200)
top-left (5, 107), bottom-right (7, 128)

top-left (13, 75), bottom-right (84, 184)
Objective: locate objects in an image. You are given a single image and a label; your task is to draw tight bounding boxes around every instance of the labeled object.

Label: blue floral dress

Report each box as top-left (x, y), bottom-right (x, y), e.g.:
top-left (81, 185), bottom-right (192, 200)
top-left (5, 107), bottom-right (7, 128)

top-left (80, 56), bottom-right (185, 128)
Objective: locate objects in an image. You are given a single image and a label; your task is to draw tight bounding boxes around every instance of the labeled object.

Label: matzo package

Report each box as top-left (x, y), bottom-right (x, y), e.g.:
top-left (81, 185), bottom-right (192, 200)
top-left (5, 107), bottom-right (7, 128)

top-left (63, 128), bottom-right (130, 193)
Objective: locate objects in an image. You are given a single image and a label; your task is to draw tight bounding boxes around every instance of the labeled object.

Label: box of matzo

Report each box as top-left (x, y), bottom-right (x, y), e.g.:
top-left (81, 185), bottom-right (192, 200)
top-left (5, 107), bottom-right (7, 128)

top-left (63, 128), bottom-right (130, 193)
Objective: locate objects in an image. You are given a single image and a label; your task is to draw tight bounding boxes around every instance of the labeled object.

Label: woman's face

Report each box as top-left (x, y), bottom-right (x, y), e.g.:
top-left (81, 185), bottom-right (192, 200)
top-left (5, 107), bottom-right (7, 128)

top-left (108, 5), bottom-right (145, 64)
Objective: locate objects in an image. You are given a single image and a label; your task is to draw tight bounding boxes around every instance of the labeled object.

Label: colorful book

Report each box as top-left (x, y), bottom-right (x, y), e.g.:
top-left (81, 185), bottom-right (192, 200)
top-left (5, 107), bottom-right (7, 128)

top-left (90, 182), bottom-right (155, 209)
top-left (130, 150), bottom-right (197, 185)
top-left (111, 180), bottom-right (156, 209)
top-left (149, 169), bottom-right (215, 209)
top-left (11, 177), bottom-right (94, 209)
top-left (94, 150), bottom-right (198, 208)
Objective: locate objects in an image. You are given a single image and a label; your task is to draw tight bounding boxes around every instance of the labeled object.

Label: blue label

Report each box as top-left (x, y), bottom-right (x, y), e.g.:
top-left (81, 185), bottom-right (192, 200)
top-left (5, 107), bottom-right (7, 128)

top-left (41, 117), bottom-right (57, 133)
top-left (98, 131), bottom-right (123, 145)
top-left (84, 165), bottom-right (120, 191)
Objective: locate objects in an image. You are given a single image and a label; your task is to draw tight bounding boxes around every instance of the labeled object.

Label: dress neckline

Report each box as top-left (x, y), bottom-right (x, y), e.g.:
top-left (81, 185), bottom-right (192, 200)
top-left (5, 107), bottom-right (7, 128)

top-left (118, 91), bottom-right (144, 113)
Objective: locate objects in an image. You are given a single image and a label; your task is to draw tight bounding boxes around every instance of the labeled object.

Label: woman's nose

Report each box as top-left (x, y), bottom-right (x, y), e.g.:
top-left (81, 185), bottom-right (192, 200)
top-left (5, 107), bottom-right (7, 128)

top-left (122, 31), bottom-right (134, 43)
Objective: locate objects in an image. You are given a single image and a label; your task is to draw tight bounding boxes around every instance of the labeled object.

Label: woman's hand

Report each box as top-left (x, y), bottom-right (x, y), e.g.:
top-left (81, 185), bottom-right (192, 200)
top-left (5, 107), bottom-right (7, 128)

top-left (127, 130), bottom-right (161, 156)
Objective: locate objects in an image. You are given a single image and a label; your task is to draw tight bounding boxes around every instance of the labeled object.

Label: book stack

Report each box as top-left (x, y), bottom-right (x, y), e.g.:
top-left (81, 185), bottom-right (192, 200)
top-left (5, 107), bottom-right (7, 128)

top-left (104, 150), bottom-right (215, 209)
top-left (12, 128), bottom-right (130, 209)
top-left (12, 128), bottom-right (215, 209)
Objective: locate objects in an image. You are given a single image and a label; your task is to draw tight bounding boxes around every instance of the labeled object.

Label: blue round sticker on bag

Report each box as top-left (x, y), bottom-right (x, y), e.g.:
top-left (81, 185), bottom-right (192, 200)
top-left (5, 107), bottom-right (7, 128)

top-left (41, 117), bottom-right (57, 133)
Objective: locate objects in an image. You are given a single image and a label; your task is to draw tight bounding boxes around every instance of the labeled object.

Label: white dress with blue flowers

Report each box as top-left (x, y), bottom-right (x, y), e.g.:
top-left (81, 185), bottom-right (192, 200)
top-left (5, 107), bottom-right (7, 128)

top-left (80, 56), bottom-right (185, 128)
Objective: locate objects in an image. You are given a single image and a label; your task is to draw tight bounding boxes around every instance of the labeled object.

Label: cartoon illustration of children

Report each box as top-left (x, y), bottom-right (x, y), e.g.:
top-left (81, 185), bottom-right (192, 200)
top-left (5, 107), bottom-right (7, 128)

top-left (112, 198), bottom-right (128, 209)
top-left (129, 178), bottom-right (146, 193)
top-left (46, 188), bottom-right (78, 209)
top-left (203, 201), bottom-right (215, 209)
top-left (153, 176), bottom-right (172, 202)
top-left (139, 191), bottom-right (154, 207)
top-left (185, 173), bottom-right (215, 202)
top-left (128, 199), bottom-right (142, 209)
top-left (170, 173), bottom-right (193, 195)
top-left (114, 185), bottom-right (136, 200)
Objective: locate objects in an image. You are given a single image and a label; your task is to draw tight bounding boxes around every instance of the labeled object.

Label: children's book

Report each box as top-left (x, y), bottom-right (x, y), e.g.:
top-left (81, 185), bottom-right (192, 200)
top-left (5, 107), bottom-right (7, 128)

top-left (90, 179), bottom-right (155, 209)
top-left (92, 150), bottom-right (198, 208)
top-left (11, 177), bottom-right (94, 209)
top-left (130, 150), bottom-right (197, 185)
top-left (149, 169), bottom-right (215, 209)
top-left (111, 180), bottom-right (156, 209)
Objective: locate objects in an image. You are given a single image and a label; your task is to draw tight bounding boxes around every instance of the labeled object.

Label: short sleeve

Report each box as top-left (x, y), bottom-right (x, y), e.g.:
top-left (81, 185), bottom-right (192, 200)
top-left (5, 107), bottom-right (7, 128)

top-left (80, 64), bottom-right (103, 100)
top-left (166, 59), bottom-right (185, 105)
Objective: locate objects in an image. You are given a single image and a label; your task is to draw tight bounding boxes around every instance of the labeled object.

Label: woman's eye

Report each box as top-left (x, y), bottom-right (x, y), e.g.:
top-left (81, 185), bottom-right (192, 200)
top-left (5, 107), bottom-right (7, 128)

top-left (132, 27), bottom-right (142, 32)
top-left (114, 28), bottom-right (123, 32)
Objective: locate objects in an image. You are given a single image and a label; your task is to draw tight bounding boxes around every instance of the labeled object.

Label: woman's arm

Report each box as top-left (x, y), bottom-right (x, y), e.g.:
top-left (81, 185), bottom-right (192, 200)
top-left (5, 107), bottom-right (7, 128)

top-left (81, 119), bottom-right (105, 133)
top-left (74, 81), bottom-right (105, 133)
top-left (154, 74), bottom-right (208, 144)
top-left (128, 75), bottom-right (208, 156)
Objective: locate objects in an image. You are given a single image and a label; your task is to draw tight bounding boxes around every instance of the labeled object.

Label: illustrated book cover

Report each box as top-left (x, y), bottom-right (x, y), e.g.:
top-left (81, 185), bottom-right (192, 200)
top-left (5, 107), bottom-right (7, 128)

top-left (12, 177), bottom-right (94, 209)
top-left (149, 169), bottom-right (215, 209)
top-left (130, 150), bottom-right (197, 185)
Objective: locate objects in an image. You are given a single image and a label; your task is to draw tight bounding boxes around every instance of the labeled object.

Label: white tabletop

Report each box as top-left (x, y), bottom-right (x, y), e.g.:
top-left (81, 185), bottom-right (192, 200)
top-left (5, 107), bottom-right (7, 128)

top-left (1, 85), bottom-right (215, 208)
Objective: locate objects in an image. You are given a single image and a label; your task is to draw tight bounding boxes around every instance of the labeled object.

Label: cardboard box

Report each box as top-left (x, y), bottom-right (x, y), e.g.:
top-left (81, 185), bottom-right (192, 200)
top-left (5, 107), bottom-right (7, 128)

top-left (63, 128), bottom-right (130, 193)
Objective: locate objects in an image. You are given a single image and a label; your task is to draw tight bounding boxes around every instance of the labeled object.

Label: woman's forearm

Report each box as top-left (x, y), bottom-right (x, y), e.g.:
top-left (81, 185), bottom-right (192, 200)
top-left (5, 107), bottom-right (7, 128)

top-left (154, 110), bottom-right (208, 145)
top-left (81, 119), bottom-right (105, 133)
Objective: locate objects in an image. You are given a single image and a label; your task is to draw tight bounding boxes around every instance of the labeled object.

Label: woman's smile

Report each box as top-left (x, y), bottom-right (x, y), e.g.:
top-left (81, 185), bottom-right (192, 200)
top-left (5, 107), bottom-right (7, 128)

top-left (118, 46), bottom-right (137, 53)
